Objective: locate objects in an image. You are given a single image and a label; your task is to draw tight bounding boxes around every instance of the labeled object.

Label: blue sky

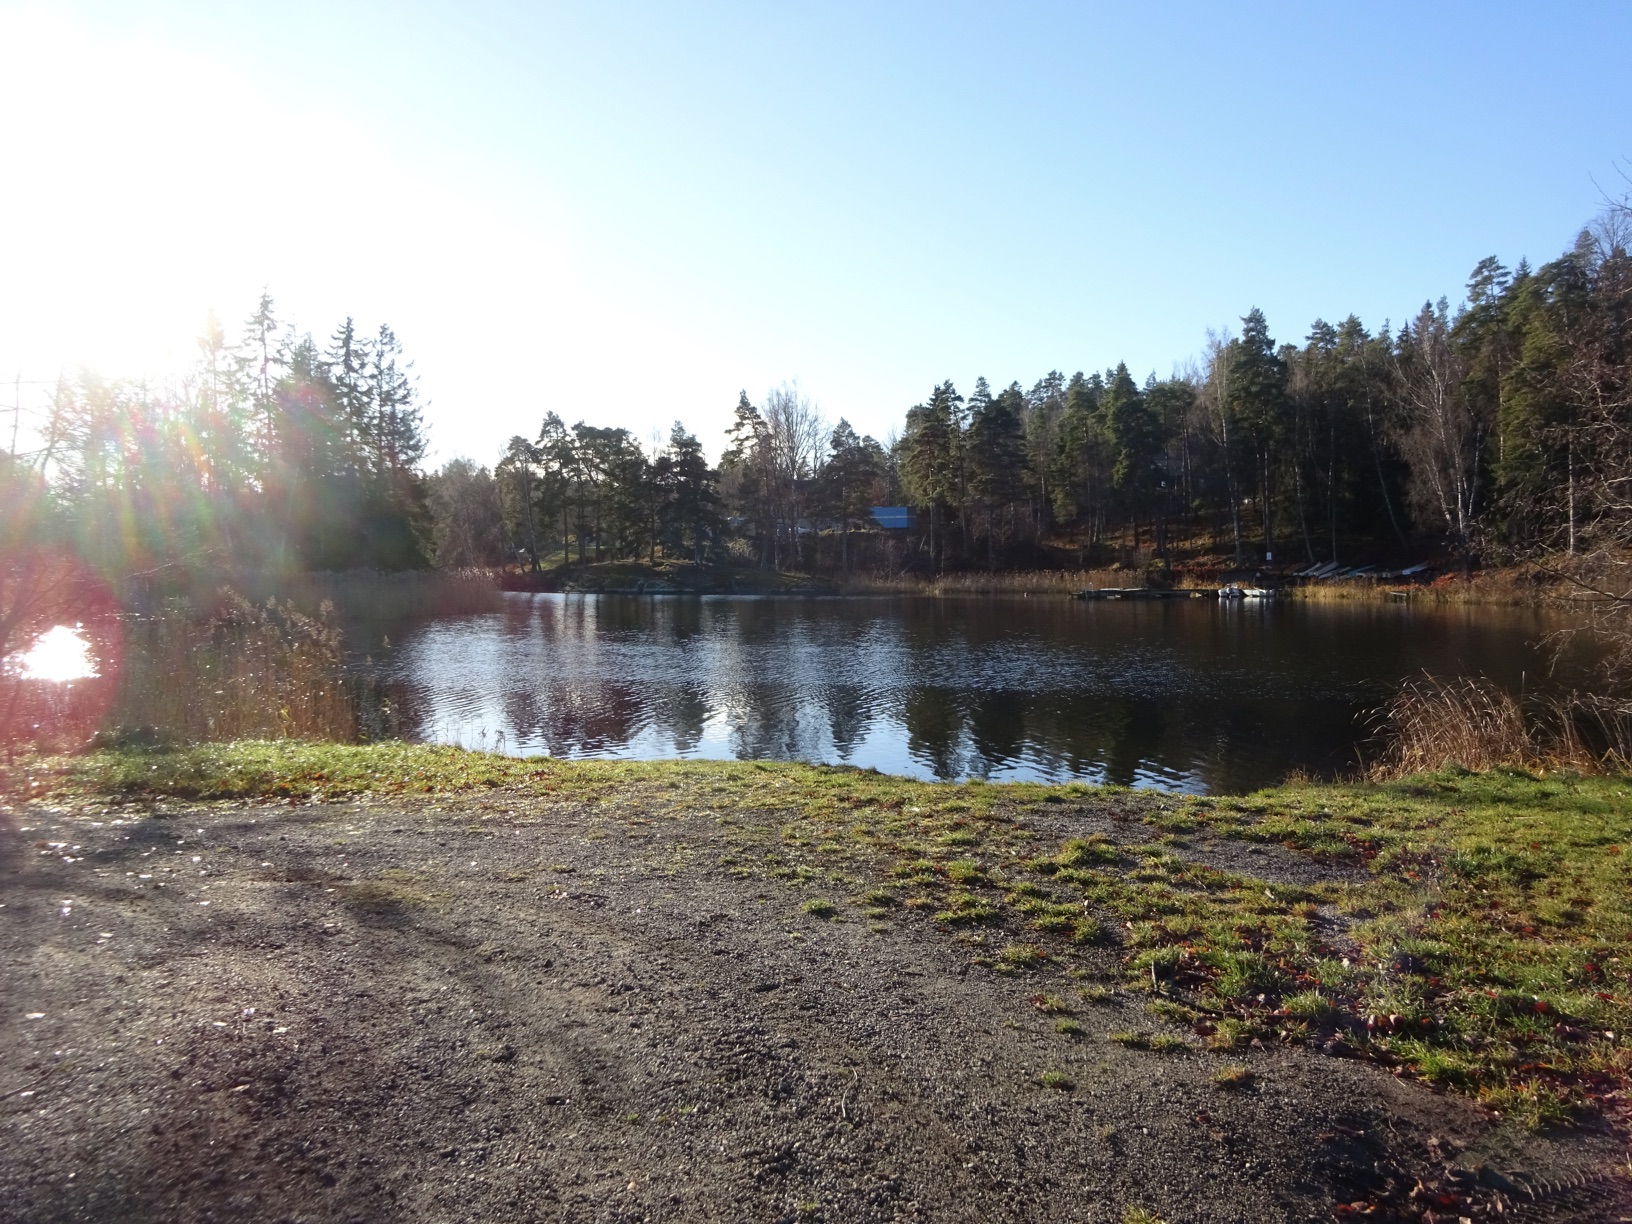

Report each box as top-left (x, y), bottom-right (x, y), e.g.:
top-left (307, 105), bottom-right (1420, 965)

top-left (1, 2), bottom-right (1627, 461)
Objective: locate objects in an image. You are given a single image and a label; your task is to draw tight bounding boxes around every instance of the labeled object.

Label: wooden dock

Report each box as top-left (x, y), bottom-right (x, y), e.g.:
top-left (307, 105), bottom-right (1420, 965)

top-left (1074, 587), bottom-right (1210, 601)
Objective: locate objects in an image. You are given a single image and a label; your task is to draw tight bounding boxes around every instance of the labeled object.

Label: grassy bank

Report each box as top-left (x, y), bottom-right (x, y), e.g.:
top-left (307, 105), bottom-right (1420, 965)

top-left (11, 741), bottom-right (1629, 1131)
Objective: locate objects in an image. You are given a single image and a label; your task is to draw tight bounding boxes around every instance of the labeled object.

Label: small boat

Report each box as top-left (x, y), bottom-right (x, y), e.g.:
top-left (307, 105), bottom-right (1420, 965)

top-left (1218, 584), bottom-right (1274, 600)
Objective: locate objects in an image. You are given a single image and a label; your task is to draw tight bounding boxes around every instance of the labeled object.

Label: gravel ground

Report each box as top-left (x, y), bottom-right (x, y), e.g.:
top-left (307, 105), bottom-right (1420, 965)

top-left (2, 789), bottom-right (1628, 1224)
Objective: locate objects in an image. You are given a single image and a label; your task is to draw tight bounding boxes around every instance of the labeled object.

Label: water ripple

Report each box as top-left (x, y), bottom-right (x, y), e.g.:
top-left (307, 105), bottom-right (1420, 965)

top-left (376, 592), bottom-right (1584, 794)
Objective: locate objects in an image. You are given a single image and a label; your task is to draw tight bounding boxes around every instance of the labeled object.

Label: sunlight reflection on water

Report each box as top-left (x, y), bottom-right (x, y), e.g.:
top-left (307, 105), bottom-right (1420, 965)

top-left (12, 625), bottom-right (99, 682)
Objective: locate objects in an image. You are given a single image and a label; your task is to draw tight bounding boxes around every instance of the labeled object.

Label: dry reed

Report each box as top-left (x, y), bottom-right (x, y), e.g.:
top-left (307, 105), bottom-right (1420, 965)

top-left (128, 567), bottom-right (504, 621)
top-left (109, 591), bottom-right (363, 744)
top-left (838, 569), bottom-right (1195, 596)
top-left (236, 568), bottom-right (502, 620)
top-left (1368, 673), bottom-right (1632, 778)
top-left (1368, 676), bottom-right (1532, 776)
top-left (1546, 691), bottom-right (1632, 773)
top-left (1290, 569), bottom-right (1550, 605)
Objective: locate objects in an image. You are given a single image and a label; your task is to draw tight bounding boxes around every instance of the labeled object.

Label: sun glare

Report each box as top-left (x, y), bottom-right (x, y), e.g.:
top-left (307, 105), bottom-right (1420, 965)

top-left (16, 625), bottom-right (100, 683)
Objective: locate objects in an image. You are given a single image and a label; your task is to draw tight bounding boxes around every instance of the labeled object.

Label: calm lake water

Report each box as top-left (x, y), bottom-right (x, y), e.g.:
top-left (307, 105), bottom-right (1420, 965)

top-left (378, 593), bottom-right (1589, 794)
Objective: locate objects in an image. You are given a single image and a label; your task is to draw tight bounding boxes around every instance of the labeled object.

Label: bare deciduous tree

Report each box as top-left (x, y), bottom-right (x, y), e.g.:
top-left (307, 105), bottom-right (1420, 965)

top-left (761, 383), bottom-right (826, 570)
top-left (1390, 299), bottom-right (1487, 556)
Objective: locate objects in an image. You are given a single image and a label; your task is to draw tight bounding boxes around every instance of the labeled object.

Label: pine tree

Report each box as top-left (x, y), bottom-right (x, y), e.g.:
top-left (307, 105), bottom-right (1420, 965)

top-left (898, 382), bottom-right (963, 569)
top-left (1226, 308), bottom-right (1289, 560)
top-left (498, 436), bottom-right (544, 570)
top-left (363, 324), bottom-right (429, 568)
top-left (966, 383), bottom-right (1029, 566)
top-left (665, 422), bottom-right (720, 563)
top-left (821, 418), bottom-right (885, 571)
top-left (1100, 362), bottom-right (1164, 553)
top-left (720, 392), bottom-right (773, 566)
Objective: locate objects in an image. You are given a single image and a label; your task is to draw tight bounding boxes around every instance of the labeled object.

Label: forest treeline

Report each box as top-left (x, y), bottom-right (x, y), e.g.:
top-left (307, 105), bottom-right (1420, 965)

top-left (9, 294), bottom-right (431, 582)
top-left (5, 198), bottom-right (1629, 601)
top-left (434, 199), bottom-right (1631, 576)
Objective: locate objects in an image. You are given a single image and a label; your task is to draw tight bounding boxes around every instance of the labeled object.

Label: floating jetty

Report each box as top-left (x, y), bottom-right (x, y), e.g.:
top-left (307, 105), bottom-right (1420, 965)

top-left (1074, 587), bottom-right (1210, 600)
top-left (1074, 586), bottom-right (1280, 601)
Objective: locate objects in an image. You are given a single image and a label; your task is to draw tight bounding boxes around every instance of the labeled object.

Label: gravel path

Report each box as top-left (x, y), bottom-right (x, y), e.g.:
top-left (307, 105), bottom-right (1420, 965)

top-left (2, 790), bottom-right (1627, 1223)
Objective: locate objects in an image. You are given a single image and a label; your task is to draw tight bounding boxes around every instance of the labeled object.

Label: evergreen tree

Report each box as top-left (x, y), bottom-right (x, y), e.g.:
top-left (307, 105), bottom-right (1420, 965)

top-left (898, 381), bottom-right (963, 569)
top-left (1048, 372), bottom-right (1106, 544)
top-left (966, 380), bottom-right (1030, 565)
top-left (1225, 308), bottom-right (1290, 559)
top-left (664, 422), bottom-right (720, 563)
top-left (821, 418), bottom-right (886, 571)
top-left (536, 412), bottom-right (579, 563)
top-left (364, 324), bottom-right (430, 568)
top-left (1100, 362), bottom-right (1164, 553)
top-left (720, 392), bottom-right (773, 566)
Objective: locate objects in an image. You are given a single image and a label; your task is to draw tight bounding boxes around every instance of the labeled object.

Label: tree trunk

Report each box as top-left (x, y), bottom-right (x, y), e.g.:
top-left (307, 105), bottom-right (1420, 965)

top-left (522, 469), bottom-right (540, 573)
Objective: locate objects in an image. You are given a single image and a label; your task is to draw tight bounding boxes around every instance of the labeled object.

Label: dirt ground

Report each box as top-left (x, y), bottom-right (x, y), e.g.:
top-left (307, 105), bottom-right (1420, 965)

top-left (2, 786), bottom-right (1628, 1224)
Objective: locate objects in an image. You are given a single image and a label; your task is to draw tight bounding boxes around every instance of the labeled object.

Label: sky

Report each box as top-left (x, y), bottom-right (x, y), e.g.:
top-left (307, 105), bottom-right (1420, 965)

top-left (0, 1), bottom-right (1628, 464)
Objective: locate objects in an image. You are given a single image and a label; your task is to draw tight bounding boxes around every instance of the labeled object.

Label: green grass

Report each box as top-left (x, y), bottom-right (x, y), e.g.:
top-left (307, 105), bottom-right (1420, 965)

top-left (1211, 1063), bottom-right (1256, 1090)
top-left (1107, 1030), bottom-right (1193, 1053)
top-left (19, 742), bottom-right (1632, 1127)
top-left (999, 942), bottom-right (1049, 969)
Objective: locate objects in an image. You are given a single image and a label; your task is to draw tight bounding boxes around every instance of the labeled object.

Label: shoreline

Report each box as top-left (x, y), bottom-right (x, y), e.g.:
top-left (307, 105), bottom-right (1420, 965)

top-left (492, 559), bottom-right (1567, 606)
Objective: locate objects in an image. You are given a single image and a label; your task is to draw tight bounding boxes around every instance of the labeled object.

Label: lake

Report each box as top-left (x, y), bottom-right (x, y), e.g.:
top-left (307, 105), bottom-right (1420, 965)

top-left (377, 593), bottom-right (1590, 794)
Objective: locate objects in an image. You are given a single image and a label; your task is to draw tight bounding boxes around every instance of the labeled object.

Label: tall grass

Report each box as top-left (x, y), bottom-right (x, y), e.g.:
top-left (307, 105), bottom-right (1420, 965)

top-left (1290, 568), bottom-right (1553, 605)
top-left (1369, 673), bottom-right (1632, 777)
top-left (107, 592), bottom-right (372, 744)
top-left (1368, 676), bottom-right (1532, 775)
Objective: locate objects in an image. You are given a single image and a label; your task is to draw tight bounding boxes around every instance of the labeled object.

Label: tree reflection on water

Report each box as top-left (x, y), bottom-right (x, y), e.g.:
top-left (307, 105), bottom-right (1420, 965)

top-left (376, 593), bottom-right (1585, 794)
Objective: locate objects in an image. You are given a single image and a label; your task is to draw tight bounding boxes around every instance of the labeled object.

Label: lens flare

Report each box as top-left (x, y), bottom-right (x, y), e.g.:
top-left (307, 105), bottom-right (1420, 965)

top-left (15, 625), bottom-right (100, 683)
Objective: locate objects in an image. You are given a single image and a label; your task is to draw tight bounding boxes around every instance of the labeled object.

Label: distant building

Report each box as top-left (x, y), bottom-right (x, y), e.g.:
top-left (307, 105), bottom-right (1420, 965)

top-left (869, 506), bottom-right (915, 530)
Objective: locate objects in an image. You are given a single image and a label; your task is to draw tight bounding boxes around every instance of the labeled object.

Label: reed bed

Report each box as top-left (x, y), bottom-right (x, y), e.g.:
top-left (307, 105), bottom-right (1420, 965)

top-left (1, 670), bottom-right (108, 758)
top-left (285, 568), bottom-right (503, 619)
top-left (126, 567), bottom-right (504, 621)
top-left (107, 592), bottom-right (366, 744)
top-left (1286, 580), bottom-right (1413, 603)
top-left (1290, 569), bottom-right (1552, 605)
top-left (1368, 673), bottom-right (1632, 778)
top-left (838, 568), bottom-right (1186, 596)
top-left (8, 569), bottom-right (487, 753)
